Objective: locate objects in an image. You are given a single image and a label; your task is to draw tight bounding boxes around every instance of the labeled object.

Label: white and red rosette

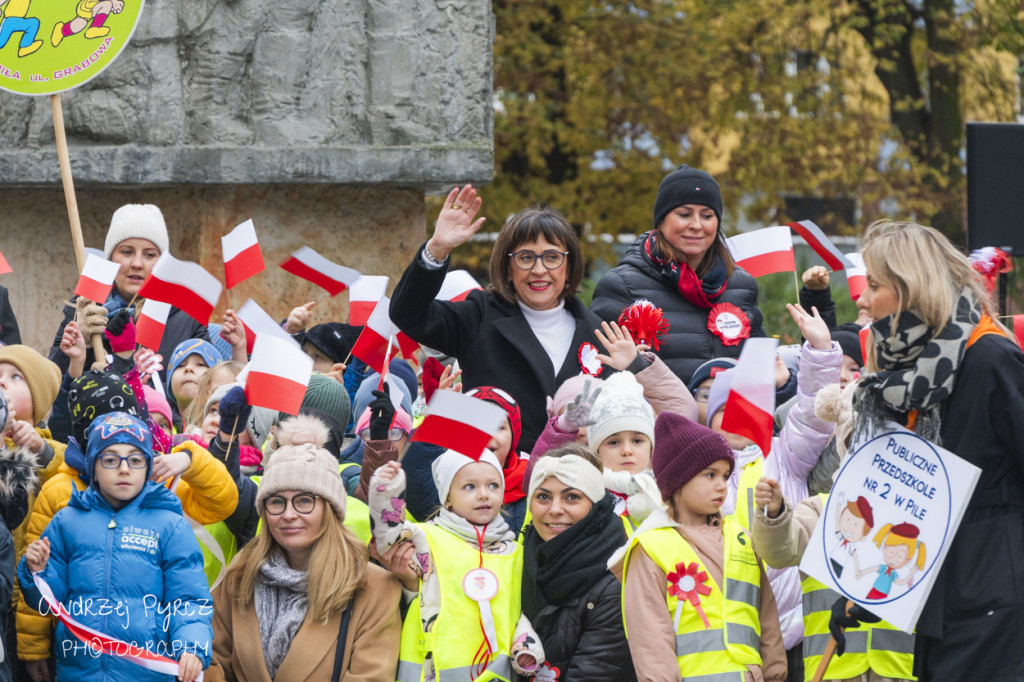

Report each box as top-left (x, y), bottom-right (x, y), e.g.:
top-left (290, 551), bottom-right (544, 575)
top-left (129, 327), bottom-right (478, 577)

top-left (578, 342), bottom-right (603, 376)
top-left (666, 561), bottom-right (713, 630)
top-left (707, 302), bottom-right (750, 347)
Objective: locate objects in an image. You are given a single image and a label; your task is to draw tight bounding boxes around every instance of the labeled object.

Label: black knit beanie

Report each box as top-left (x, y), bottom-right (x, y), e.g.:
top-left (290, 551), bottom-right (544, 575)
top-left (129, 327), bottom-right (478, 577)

top-left (68, 370), bottom-right (142, 445)
top-left (653, 165), bottom-right (724, 229)
top-left (652, 410), bottom-right (734, 502)
top-left (830, 323), bottom-right (864, 367)
top-left (301, 323), bottom-right (360, 364)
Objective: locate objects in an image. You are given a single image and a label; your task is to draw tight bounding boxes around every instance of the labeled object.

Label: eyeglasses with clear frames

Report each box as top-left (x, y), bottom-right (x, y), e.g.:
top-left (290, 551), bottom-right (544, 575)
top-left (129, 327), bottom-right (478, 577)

top-left (264, 493), bottom-right (320, 516)
top-left (99, 454), bottom-right (149, 469)
top-left (693, 387), bottom-right (711, 403)
top-left (358, 427), bottom-right (408, 442)
top-left (508, 249), bottom-right (569, 271)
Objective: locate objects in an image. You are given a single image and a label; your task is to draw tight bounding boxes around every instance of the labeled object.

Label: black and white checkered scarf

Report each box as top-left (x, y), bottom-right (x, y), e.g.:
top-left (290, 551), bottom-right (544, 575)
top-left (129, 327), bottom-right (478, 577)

top-left (852, 288), bottom-right (983, 446)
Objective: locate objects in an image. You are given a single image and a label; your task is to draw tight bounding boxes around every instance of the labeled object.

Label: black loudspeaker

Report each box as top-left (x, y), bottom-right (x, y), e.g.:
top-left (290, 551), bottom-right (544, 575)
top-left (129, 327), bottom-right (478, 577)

top-left (967, 122), bottom-right (1024, 252)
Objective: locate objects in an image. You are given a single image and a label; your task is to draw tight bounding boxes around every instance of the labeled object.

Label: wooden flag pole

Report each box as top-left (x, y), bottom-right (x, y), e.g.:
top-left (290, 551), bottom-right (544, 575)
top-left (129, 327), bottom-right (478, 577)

top-left (810, 600), bottom-right (853, 682)
top-left (52, 93), bottom-right (106, 362)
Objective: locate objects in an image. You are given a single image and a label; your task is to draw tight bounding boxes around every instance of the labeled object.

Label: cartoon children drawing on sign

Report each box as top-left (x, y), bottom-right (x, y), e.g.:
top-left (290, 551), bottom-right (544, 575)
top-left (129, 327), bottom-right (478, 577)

top-left (829, 493), bottom-right (874, 578)
top-left (51, 0), bottom-right (123, 46)
top-left (858, 522), bottom-right (926, 600)
top-left (0, 0), bottom-right (43, 57)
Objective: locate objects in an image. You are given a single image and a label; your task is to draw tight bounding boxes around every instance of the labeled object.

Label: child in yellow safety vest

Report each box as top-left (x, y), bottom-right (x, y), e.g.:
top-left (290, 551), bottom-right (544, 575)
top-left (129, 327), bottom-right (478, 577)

top-left (369, 450), bottom-right (545, 682)
top-left (612, 411), bottom-right (787, 682)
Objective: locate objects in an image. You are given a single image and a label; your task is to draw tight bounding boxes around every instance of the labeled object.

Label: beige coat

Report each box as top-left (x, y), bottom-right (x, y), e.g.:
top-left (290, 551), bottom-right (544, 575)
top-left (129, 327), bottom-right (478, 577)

top-left (207, 563), bottom-right (402, 682)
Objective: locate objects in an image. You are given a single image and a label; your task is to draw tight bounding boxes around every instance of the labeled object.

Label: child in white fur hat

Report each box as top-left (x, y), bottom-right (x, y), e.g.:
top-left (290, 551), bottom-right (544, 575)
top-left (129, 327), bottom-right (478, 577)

top-left (369, 449), bottom-right (545, 681)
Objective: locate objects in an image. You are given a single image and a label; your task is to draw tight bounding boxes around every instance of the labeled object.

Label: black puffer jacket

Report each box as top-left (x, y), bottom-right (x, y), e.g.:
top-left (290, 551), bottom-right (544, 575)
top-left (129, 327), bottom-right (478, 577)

top-left (529, 571), bottom-right (636, 682)
top-left (591, 231), bottom-right (765, 385)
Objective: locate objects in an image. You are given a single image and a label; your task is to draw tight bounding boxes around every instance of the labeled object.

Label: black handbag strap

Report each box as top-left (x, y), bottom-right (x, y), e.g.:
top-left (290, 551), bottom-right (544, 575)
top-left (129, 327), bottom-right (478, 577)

top-left (331, 605), bottom-right (353, 682)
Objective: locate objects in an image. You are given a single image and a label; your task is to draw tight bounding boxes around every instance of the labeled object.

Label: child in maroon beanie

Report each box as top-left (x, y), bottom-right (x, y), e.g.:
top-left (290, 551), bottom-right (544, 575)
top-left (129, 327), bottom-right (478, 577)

top-left (610, 410), bottom-right (786, 682)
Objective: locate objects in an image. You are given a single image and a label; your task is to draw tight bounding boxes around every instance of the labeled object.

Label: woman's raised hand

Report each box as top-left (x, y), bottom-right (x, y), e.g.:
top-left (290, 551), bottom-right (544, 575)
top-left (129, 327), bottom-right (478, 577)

top-left (427, 185), bottom-right (486, 261)
top-left (786, 303), bottom-right (832, 351)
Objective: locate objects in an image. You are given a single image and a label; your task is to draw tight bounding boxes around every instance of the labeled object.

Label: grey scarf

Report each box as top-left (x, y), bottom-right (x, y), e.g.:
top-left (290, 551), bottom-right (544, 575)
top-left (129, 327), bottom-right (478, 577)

top-left (255, 552), bottom-right (310, 678)
top-left (432, 508), bottom-right (516, 548)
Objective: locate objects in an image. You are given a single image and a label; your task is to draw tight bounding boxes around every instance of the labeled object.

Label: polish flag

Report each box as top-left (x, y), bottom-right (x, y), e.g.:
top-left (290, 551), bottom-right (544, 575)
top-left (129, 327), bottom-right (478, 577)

top-left (221, 219), bottom-right (266, 289)
top-left (244, 334), bottom-right (314, 415)
top-left (788, 220), bottom-right (855, 271)
top-left (135, 300), bottom-right (172, 352)
top-left (859, 324), bottom-right (872, 369)
top-left (74, 254), bottom-right (120, 304)
top-left (845, 252), bottom-right (867, 301)
top-left (725, 226), bottom-right (795, 278)
top-left (0, 248), bottom-right (11, 275)
top-left (237, 298), bottom-right (299, 354)
top-left (350, 297), bottom-right (403, 374)
top-left (411, 389), bottom-right (509, 459)
top-left (280, 246), bottom-right (361, 297)
top-left (138, 253), bottom-right (223, 325)
top-left (720, 337), bottom-right (778, 456)
top-left (396, 330), bottom-right (420, 361)
top-left (437, 270), bottom-right (483, 302)
top-left (348, 276), bottom-right (389, 326)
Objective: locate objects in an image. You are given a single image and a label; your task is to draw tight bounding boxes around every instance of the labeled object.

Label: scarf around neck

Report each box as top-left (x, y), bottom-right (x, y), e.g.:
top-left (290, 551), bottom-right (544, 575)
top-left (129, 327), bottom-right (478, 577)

top-left (852, 287), bottom-right (983, 445)
top-left (643, 231), bottom-right (727, 309)
top-left (433, 507), bottom-right (516, 548)
top-left (521, 493), bottom-right (626, 621)
top-left (255, 551), bottom-right (310, 679)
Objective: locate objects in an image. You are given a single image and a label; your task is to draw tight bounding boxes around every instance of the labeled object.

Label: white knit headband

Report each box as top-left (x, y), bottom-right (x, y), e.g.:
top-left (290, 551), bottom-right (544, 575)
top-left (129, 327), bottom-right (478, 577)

top-left (527, 454), bottom-right (605, 505)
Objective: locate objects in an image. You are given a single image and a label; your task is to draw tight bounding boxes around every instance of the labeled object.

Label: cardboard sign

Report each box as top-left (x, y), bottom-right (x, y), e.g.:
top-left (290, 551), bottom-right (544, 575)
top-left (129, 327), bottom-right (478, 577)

top-left (0, 0), bottom-right (145, 96)
top-left (799, 426), bottom-right (980, 632)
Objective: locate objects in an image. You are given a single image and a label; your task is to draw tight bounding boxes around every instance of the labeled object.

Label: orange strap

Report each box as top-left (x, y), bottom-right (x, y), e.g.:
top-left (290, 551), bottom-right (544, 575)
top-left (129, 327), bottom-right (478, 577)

top-left (906, 315), bottom-right (1005, 431)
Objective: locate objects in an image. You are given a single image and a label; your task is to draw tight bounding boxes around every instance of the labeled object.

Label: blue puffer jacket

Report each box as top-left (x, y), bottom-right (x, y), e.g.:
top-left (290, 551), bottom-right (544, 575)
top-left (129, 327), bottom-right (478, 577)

top-left (18, 482), bottom-right (213, 681)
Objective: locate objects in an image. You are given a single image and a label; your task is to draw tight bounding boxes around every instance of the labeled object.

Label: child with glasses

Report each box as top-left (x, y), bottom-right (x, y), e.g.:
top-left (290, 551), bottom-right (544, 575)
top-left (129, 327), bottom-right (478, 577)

top-left (20, 412), bottom-right (212, 682)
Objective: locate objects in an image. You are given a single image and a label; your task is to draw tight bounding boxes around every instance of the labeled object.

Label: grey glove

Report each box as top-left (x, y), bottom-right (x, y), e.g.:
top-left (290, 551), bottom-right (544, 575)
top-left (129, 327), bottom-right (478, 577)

top-left (557, 379), bottom-right (603, 431)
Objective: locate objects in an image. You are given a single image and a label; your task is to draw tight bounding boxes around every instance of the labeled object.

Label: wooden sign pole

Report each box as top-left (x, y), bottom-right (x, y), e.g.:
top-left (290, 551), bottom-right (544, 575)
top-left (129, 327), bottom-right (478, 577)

top-left (52, 93), bottom-right (106, 362)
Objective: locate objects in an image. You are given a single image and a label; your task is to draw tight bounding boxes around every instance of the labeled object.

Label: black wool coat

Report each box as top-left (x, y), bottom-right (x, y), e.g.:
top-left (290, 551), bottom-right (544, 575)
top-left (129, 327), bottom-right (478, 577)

top-left (390, 246), bottom-right (610, 454)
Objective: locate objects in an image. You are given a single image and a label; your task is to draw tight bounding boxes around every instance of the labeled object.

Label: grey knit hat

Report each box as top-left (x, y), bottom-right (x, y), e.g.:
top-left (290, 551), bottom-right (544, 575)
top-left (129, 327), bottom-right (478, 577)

top-left (205, 382), bottom-right (277, 449)
top-left (256, 443), bottom-right (347, 520)
top-left (104, 204), bottom-right (170, 259)
top-left (587, 372), bottom-right (655, 450)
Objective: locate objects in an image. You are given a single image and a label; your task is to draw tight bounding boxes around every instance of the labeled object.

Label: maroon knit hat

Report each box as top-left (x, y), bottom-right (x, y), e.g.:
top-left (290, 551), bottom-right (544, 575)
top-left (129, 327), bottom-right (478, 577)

top-left (652, 411), bottom-right (734, 501)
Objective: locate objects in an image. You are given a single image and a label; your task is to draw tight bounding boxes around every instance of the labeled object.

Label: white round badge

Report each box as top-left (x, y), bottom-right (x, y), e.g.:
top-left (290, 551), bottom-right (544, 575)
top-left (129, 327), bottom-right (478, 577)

top-left (714, 311), bottom-right (743, 340)
top-left (463, 567), bottom-right (499, 602)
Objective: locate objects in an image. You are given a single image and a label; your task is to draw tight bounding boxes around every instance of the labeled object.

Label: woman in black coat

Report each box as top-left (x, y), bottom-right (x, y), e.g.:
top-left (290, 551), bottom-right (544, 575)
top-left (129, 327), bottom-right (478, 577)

top-left (520, 444), bottom-right (635, 681)
top-left (591, 166), bottom-right (765, 385)
top-left (390, 186), bottom-right (610, 454)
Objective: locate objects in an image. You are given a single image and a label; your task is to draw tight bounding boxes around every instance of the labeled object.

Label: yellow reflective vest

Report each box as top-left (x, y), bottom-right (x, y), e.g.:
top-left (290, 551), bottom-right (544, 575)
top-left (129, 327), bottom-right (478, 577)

top-left (731, 457), bottom-right (764, 534)
top-left (623, 519), bottom-right (763, 681)
top-left (397, 524), bottom-right (520, 682)
top-left (801, 497), bottom-right (915, 681)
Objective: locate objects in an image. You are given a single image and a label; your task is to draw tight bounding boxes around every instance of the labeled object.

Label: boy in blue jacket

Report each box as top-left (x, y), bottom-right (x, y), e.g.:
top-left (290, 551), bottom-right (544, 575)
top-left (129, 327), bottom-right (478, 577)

top-left (19, 412), bottom-right (211, 681)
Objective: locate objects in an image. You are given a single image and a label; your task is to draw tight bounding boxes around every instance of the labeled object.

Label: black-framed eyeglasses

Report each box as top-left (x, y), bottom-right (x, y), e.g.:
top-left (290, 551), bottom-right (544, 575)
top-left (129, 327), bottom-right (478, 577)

top-left (693, 387), bottom-right (711, 403)
top-left (509, 249), bottom-right (568, 271)
top-left (264, 493), bottom-right (320, 516)
top-left (358, 427), bottom-right (408, 442)
top-left (99, 453), bottom-right (148, 470)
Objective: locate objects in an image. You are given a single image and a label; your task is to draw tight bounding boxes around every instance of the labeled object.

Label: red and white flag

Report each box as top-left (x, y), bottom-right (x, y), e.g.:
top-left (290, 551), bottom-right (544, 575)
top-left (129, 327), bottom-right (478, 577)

top-left (436, 270), bottom-right (482, 302)
top-left (237, 298), bottom-right (299, 354)
top-left (350, 297), bottom-right (402, 374)
top-left (222, 219), bottom-right (266, 289)
top-left (244, 334), bottom-right (314, 415)
top-left (74, 254), bottom-right (120, 303)
top-left (411, 389), bottom-right (508, 459)
top-left (721, 337), bottom-right (778, 456)
top-left (280, 246), bottom-right (361, 297)
top-left (788, 220), bottom-right (855, 271)
top-left (138, 253), bottom-right (223, 325)
top-left (845, 252), bottom-right (867, 301)
top-left (0, 248), bottom-right (11, 275)
top-left (725, 226), bottom-right (795, 278)
top-left (1014, 316), bottom-right (1024, 351)
top-left (135, 299), bottom-right (172, 352)
top-left (348, 276), bottom-right (389, 326)
top-left (859, 324), bottom-right (872, 366)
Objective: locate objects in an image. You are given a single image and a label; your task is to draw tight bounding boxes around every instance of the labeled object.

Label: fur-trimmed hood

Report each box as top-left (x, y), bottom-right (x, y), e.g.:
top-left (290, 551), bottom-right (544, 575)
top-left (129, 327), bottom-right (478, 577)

top-left (0, 443), bottom-right (40, 529)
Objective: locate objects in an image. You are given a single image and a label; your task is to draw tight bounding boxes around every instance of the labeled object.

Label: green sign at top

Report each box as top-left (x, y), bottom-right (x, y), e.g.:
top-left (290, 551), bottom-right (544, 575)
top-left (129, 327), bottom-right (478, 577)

top-left (0, 0), bottom-right (145, 96)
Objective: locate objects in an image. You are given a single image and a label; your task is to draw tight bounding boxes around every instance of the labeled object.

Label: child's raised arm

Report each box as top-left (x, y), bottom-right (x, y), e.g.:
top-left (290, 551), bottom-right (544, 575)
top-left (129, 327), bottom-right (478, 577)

top-left (368, 462), bottom-right (431, 592)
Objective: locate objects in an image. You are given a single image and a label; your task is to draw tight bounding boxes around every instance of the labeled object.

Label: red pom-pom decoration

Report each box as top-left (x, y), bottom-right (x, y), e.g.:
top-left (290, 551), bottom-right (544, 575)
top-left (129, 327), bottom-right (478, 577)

top-left (969, 247), bottom-right (1013, 295)
top-left (617, 299), bottom-right (670, 351)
